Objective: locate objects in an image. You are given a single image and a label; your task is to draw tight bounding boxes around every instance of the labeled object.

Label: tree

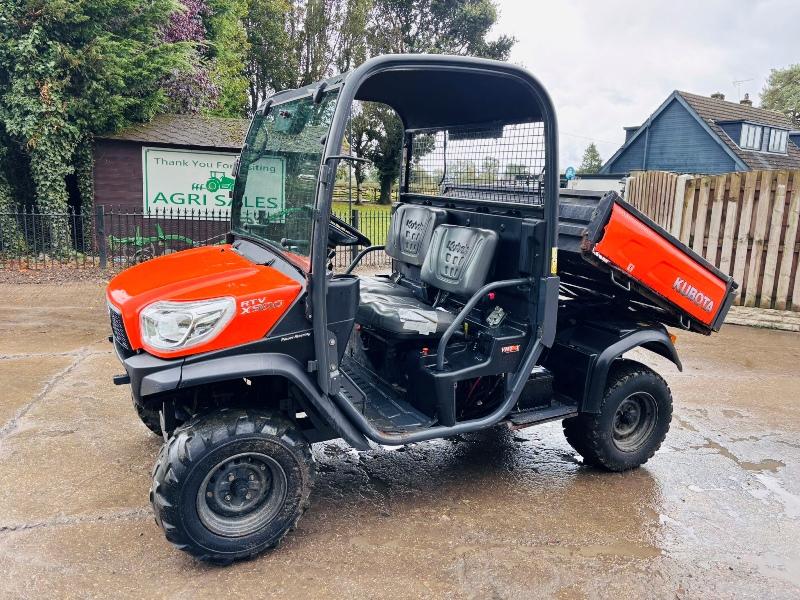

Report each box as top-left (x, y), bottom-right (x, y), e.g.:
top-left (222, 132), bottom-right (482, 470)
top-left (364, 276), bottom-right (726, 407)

top-left (0, 130), bottom-right (25, 250)
top-left (206, 0), bottom-right (251, 117)
top-left (0, 0), bottom-right (192, 250)
top-left (578, 143), bottom-right (603, 174)
top-left (362, 0), bottom-right (514, 202)
top-left (505, 163), bottom-right (529, 177)
top-left (761, 64), bottom-right (800, 128)
top-left (243, 0), bottom-right (513, 203)
top-left (451, 159), bottom-right (477, 180)
top-left (245, 0), bottom-right (297, 114)
top-left (161, 0), bottom-right (220, 114)
top-left (347, 108), bottom-right (373, 204)
top-left (481, 155), bottom-right (499, 180)
top-left (244, 0), bottom-right (371, 113)
top-left (362, 103), bottom-right (404, 204)
top-left (367, 0), bottom-right (514, 59)
top-left (161, 0), bottom-right (250, 117)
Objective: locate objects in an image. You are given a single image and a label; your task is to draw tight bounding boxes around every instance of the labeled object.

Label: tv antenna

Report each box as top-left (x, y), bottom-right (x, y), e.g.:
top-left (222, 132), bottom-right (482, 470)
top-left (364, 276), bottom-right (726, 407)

top-left (732, 78), bottom-right (754, 101)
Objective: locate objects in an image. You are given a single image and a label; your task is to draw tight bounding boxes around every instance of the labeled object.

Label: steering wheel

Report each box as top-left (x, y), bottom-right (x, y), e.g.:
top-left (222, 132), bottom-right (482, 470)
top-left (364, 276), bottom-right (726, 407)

top-left (329, 213), bottom-right (371, 247)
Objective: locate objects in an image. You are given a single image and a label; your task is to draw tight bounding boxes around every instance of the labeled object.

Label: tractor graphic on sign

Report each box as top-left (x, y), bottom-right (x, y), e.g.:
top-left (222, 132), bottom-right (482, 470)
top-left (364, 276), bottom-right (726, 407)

top-left (205, 170), bottom-right (235, 193)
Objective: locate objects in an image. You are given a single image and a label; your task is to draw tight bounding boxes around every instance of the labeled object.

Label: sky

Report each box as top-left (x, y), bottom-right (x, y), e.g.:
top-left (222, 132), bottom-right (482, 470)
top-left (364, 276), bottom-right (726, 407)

top-left (492, 0), bottom-right (800, 169)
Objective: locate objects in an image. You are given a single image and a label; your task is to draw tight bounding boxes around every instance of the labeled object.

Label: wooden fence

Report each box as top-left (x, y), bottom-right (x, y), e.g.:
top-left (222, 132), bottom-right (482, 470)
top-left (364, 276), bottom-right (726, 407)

top-left (625, 170), bottom-right (800, 311)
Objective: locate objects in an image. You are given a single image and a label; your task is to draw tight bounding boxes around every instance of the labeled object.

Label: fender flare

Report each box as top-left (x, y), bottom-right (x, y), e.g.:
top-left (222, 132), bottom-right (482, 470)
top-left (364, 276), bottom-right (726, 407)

top-left (179, 353), bottom-right (371, 451)
top-left (583, 328), bottom-right (682, 413)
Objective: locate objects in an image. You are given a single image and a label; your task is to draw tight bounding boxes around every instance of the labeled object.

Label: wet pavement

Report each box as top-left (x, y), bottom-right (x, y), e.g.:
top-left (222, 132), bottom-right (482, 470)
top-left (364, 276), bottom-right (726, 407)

top-left (0, 281), bottom-right (798, 599)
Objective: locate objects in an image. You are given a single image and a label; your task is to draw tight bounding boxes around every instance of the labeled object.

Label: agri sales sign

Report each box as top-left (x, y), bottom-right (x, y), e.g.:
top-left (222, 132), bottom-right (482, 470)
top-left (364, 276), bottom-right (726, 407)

top-left (142, 147), bottom-right (285, 218)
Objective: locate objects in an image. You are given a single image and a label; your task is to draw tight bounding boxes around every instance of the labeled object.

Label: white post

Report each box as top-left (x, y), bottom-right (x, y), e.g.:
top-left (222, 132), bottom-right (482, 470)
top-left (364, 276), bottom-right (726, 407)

top-left (623, 176), bottom-right (633, 200)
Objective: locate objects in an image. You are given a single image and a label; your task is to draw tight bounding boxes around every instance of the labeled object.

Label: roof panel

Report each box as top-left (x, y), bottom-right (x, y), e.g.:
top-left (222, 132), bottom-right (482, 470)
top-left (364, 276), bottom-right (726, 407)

top-left (678, 92), bottom-right (800, 170)
top-left (99, 114), bottom-right (248, 150)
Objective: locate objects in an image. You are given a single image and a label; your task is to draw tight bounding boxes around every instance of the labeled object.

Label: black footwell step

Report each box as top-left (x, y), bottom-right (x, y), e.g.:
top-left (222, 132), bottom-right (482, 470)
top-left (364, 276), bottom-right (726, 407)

top-left (339, 356), bottom-right (435, 432)
top-left (507, 398), bottom-right (578, 428)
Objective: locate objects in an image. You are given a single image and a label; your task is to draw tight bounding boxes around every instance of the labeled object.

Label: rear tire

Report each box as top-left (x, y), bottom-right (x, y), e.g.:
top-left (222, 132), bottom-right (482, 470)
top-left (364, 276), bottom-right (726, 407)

top-left (562, 359), bottom-right (672, 472)
top-left (150, 409), bottom-right (314, 563)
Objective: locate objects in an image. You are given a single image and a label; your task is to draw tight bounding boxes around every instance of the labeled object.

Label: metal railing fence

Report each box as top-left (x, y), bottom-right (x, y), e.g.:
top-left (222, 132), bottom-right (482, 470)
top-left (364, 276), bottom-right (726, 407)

top-left (0, 205), bottom-right (393, 272)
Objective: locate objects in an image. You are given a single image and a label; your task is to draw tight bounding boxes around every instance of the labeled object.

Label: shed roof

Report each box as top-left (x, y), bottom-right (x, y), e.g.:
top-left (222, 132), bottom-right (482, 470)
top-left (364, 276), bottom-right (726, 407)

top-left (99, 114), bottom-right (248, 150)
top-left (677, 91), bottom-right (800, 170)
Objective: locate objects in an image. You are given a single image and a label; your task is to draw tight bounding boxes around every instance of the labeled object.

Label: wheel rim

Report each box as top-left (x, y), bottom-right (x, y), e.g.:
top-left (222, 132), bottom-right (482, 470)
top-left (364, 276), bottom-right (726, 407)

top-left (612, 392), bottom-right (658, 452)
top-left (196, 452), bottom-right (288, 537)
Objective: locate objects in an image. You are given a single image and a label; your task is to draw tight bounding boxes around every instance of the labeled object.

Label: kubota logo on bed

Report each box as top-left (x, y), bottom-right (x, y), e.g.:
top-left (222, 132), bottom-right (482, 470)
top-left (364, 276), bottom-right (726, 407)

top-left (672, 277), bottom-right (714, 312)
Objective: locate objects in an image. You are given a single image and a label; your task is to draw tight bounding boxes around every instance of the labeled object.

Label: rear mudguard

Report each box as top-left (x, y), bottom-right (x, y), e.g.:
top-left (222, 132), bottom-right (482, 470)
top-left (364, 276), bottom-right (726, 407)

top-left (545, 322), bottom-right (681, 414)
top-left (120, 348), bottom-right (370, 451)
top-left (585, 328), bottom-right (681, 413)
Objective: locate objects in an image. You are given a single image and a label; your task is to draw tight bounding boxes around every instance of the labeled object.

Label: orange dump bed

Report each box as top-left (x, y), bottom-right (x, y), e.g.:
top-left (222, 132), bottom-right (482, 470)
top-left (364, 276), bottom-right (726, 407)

top-left (578, 192), bottom-right (737, 334)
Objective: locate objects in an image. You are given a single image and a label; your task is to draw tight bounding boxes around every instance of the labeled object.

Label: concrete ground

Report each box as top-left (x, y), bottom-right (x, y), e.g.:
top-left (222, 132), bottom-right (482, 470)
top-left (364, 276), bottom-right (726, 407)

top-left (0, 282), bottom-right (798, 600)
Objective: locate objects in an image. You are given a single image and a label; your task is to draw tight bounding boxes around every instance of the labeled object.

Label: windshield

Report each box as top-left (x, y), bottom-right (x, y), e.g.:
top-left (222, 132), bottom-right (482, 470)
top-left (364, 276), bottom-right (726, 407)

top-left (231, 90), bottom-right (339, 267)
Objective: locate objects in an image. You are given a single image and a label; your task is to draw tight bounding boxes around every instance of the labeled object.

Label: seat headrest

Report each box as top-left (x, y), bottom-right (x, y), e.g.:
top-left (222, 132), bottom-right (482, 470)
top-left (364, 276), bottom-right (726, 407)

top-left (420, 225), bottom-right (498, 297)
top-left (385, 204), bottom-right (448, 266)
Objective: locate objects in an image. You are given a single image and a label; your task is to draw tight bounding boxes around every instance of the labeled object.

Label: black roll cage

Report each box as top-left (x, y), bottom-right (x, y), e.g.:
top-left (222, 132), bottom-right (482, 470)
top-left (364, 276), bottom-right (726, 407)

top-left (306, 55), bottom-right (560, 393)
top-left (247, 54), bottom-right (561, 444)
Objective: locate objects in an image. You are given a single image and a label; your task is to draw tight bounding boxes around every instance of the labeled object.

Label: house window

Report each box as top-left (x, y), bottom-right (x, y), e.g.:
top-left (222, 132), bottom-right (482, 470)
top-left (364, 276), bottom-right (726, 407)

top-left (740, 124), bottom-right (762, 150)
top-left (768, 128), bottom-right (788, 153)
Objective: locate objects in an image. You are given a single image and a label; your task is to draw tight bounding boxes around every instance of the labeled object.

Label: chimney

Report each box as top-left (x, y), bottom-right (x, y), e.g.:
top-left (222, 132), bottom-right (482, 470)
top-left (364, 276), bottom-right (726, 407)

top-left (740, 93), bottom-right (753, 106)
top-left (710, 92), bottom-right (725, 101)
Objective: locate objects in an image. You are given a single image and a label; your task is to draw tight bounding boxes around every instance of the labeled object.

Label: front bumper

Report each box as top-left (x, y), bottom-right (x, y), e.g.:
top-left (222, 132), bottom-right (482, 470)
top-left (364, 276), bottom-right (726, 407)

top-left (112, 338), bottom-right (183, 402)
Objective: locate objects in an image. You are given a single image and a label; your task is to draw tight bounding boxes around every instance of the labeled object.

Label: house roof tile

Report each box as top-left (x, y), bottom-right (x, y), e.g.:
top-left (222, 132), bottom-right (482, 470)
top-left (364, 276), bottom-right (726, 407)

top-left (98, 114), bottom-right (248, 150)
top-left (677, 91), bottom-right (800, 170)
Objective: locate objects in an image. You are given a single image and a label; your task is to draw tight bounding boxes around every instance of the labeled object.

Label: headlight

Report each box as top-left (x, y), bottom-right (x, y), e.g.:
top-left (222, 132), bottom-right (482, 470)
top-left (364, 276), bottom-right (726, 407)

top-left (140, 297), bottom-right (235, 352)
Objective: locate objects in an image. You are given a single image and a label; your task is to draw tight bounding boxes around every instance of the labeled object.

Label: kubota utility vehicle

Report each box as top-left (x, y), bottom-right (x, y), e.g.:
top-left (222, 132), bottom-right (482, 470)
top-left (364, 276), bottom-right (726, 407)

top-left (107, 55), bottom-right (737, 563)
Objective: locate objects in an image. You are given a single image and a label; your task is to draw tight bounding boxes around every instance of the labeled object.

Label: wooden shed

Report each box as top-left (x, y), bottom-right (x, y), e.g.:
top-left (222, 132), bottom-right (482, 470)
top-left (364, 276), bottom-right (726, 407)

top-left (93, 114), bottom-right (248, 212)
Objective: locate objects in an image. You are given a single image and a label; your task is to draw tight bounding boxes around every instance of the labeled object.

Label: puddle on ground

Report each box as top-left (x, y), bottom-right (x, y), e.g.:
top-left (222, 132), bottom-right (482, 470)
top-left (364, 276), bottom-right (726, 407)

top-left (674, 416), bottom-right (699, 432)
top-left (699, 439), bottom-right (785, 472)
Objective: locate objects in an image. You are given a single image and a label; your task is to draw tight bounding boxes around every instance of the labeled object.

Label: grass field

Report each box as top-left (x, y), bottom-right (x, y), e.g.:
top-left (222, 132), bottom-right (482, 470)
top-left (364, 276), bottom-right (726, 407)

top-left (332, 200), bottom-right (392, 246)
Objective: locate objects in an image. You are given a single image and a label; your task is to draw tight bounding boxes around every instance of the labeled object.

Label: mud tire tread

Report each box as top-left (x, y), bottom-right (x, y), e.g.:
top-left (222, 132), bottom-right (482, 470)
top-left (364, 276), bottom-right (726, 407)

top-left (150, 409), bottom-right (315, 563)
top-left (562, 359), bottom-right (672, 472)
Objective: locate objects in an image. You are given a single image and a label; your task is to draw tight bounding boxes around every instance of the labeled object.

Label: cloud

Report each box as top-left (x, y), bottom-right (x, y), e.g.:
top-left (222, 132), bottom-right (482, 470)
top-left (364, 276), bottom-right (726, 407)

top-left (494, 0), bottom-right (800, 168)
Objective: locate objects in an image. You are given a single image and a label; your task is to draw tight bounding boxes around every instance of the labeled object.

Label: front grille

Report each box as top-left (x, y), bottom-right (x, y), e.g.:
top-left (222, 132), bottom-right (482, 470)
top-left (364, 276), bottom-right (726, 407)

top-left (109, 307), bottom-right (131, 350)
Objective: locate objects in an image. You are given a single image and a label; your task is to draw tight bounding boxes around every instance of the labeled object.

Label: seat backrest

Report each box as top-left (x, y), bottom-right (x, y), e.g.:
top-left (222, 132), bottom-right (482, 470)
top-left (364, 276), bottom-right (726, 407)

top-left (420, 225), bottom-right (498, 297)
top-left (385, 204), bottom-right (448, 266)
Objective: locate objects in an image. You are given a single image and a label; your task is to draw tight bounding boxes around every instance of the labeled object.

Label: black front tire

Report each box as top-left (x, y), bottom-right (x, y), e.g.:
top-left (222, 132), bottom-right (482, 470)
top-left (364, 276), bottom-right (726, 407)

top-left (563, 359), bottom-right (672, 472)
top-left (150, 409), bottom-right (314, 563)
top-left (133, 396), bottom-right (162, 436)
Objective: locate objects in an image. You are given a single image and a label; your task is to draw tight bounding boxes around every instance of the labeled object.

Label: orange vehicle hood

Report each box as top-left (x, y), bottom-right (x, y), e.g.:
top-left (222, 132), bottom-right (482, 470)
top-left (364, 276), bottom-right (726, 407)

top-left (106, 245), bottom-right (304, 358)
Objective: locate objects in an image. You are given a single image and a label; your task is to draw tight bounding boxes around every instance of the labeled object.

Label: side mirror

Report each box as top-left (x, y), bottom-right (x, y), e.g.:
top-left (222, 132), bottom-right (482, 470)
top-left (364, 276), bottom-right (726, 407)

top-left (312, 83), bottom-right (328, 104)
top-left (257, 100), bottom-right (272, 116)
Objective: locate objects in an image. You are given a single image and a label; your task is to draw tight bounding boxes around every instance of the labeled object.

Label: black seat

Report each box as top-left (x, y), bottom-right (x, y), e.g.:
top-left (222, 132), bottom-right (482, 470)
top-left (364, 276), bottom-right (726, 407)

top-left (359, 204), bottom-right (447, 299)
top-left (358, 224), bottom-right (499, 337)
